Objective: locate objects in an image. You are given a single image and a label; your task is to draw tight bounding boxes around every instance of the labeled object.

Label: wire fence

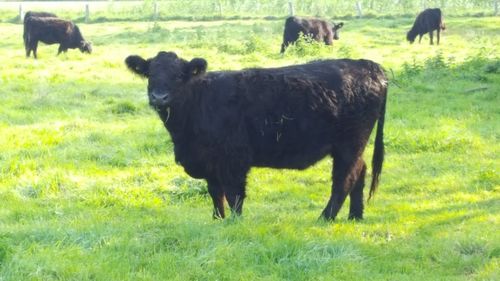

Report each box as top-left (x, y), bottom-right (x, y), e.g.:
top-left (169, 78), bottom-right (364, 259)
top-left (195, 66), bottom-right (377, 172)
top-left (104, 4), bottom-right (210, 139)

top-left (1, 0), bottom-right (498, 23)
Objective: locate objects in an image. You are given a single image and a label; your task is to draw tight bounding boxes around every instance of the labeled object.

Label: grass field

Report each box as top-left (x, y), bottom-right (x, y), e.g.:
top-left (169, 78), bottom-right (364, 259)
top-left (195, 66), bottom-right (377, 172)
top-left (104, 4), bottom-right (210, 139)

top-left (0, 14), bottom-right (499, 281)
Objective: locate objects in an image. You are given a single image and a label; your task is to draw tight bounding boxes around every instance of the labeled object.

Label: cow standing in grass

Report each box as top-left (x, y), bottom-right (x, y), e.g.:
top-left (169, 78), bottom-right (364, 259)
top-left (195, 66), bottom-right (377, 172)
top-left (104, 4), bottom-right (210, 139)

top-left (281, 16), bottom-right (344, 53)
top-left (126, 51), bottom-right (387, 221)
top-left (407, 8), bottom-right (446, 45)
top-left (24, 16), bottom-right (92, 58)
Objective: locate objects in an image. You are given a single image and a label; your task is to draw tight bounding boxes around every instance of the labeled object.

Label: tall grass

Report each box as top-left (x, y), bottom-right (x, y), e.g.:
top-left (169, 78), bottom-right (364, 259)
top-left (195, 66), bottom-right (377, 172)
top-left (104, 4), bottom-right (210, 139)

top-left (0, 14), bottom-right (499, 281)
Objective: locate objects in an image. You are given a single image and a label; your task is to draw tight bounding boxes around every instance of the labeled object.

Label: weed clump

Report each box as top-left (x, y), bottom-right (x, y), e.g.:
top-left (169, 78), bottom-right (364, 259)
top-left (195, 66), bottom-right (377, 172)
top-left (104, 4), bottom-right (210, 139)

top-left (169, 177), bottom-right (208, 201)
top-left (283, 33), bottom-right (330, 57)
top-left (111, 101), bottom-right (138, 115)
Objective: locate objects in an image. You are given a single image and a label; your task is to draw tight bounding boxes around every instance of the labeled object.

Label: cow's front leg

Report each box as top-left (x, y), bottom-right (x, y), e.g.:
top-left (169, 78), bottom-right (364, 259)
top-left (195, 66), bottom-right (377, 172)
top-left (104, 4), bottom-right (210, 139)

top-left (324, 35), bottom-right (333, 45)
top-left (57, 45), bottom-right (68, 55)
top-left (207, 178), bottom-right (225, 219)
top-left (429, 31), bottom-right (434, 45)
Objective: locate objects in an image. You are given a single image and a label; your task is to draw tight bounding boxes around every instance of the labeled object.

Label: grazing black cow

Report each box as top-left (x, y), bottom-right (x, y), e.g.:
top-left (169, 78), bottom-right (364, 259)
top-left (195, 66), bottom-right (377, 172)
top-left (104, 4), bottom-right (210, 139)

top-left (281, 16), bottom-right (344, 53)
top-left (23, 11), bottom-right (58, 55)
top-left (24, 16), bottom-right (92, 58)
top-left (126, 51), bottom-right (387, 221)
top-left (407, 8), bottom-right (446, 45)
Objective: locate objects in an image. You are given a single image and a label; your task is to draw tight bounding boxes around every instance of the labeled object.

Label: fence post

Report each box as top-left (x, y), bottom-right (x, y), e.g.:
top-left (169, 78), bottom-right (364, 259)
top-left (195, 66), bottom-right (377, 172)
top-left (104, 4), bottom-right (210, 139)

top-left (153, 1), bottom-right (158, 21)
top-left (85, 4), bottom-right (90, 23)
top-left (19, 4), bottom-right (23, 23)
top-left (355, 1), bottom-right (363, 18)
top-left (216, 1), bottom-right (222, 17)
top-left (288, 1), bottom-right (294, 16)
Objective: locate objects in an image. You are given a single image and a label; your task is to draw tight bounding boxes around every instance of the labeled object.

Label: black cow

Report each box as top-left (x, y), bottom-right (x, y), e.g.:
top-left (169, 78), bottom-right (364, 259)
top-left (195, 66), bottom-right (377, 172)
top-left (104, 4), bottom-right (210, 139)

top-left (23, 11), bottom-right (58, 55)
top-left (407, 8), bottom-right (446, 45)
top-left (24, 16), bottom-right (92, 58)
top-left (126, 51), bottom-right (387, 221)
top-left (281, 16), bottom-right (344, 53)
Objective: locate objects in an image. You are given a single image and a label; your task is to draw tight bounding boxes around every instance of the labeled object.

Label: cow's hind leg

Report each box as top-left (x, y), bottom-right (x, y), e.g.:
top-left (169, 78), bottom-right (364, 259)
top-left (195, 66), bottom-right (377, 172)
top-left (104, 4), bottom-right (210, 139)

top-left (429, 31), bottom-right (434, 45)
top-left (219, 167), bottom-right (249, 217)
top-left (225, 179), bottom-right (246, 217)
top-left (25, 40), bottom-right (31, 57)
top-left (348, 160), bottom-right (366, 220)
top-left (321, 152), bottom-right (362, 221)
top-left (31, 41), bottom-right (39, 59)
top-left (207, 178), bottom-right (226, 219)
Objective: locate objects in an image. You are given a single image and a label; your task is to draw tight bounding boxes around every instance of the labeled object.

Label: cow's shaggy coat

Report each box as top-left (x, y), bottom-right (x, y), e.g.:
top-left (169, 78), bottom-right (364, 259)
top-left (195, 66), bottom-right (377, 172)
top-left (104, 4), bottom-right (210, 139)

top-left (281, 16), bottom-right (344, 53)
top-left (407, 8), bottom-right (446, 45)
top-left (126, 51), bottom-right (387, 221)
top-left (24, 16), bottom-right (91, 58)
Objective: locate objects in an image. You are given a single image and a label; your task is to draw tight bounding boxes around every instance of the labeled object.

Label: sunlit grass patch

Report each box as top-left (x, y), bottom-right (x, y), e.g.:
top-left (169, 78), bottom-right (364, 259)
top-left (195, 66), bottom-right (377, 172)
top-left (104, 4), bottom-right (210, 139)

top-left (0, 15), bottom-right (499, 281)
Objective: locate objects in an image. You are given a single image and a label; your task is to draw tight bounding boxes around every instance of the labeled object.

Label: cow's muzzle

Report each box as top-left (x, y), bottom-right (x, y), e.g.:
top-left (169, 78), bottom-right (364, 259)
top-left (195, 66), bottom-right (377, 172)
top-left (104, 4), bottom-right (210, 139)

top-left (149, 91), bottom-right (171, 108)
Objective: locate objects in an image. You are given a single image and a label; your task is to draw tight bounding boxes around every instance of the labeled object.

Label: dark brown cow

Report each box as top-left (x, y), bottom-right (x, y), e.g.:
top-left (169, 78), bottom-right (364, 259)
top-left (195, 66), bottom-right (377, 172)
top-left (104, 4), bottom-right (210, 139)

top-left (125, 51), bottom-right (387, 221)
top-left (281, 16), bottom-right (344, 53)
top-left (407, 8), bottom-right (446, 45)
top-left (24, 16), bottom-right (92, 58)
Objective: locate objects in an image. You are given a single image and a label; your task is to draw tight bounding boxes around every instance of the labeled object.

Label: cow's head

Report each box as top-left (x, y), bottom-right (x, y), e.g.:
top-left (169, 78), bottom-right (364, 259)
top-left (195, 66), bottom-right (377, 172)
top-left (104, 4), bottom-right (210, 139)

top-left (79, 41), bottom-right (92, 54)
top-left (332, 22), bottom-right (344, 40)
top-left (125, 51), bottom-right (207, 108)
top-left (406, 30), bottom-right (417, 44)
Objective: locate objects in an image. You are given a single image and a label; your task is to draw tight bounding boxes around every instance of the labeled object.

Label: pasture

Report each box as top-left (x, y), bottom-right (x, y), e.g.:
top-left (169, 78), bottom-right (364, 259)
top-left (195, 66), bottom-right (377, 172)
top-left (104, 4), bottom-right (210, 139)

top-left (0, 12), bottom-right (499, 281)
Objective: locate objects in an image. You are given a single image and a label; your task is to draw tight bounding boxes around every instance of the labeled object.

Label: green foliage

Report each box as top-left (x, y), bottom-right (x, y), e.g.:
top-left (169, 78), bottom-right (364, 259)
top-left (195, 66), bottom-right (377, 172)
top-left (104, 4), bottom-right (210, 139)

top-left (110, 101), bottom-right (139, 115)
top-left (0, 14), bottom-right (499, 281)
top-left (283, 33), bottom-right (330, 57)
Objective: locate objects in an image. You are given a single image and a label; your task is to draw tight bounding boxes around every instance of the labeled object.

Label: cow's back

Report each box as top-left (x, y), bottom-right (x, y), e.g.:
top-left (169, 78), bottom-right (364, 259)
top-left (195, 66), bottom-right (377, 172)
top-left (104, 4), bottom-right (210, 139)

top-left (416, 8), bottom-right (442, 32)
top-left (285, 17), bottom-right (330, 39)
top-left (24, 11), bottom-right (57, 23)
top-left (186, 59), bottom-right (386, 169)
top-left (25, 17), bottom-right (73, 44)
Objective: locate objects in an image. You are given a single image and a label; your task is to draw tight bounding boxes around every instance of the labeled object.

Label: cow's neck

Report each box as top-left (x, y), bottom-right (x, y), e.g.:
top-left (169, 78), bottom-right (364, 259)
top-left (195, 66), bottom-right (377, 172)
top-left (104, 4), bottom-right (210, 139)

top-left (157, 100), bottom-right (191, 143)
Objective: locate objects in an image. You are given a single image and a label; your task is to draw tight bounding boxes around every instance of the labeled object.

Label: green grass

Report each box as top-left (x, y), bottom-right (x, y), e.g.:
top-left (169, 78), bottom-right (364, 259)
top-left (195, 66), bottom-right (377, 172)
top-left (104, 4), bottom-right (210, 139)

top-left (0, 15), bottom-right (499, 281)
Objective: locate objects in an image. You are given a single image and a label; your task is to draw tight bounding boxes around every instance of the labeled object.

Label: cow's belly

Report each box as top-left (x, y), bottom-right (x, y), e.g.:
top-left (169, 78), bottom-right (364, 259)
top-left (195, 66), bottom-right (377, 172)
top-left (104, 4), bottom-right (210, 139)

top-left (39, 38), bottom-right (59, 45)
top-left (247, 114), bottom-right (334, 169)
top-left (250, 134), bottom-right (333, 170)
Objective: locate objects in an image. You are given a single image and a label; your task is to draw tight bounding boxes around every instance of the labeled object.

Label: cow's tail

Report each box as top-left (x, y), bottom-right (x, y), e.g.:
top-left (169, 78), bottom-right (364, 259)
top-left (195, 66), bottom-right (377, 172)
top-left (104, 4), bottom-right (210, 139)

top-left (23, 17), bottom-right (31, 52)
top-left (368, 84), bottom-right (386, 201)
top-left (438, 9), bottom-right (446, 30)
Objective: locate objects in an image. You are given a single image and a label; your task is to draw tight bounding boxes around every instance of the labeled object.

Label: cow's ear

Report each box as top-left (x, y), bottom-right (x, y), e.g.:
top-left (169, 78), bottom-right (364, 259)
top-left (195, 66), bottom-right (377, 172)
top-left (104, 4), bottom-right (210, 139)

top-left (184, 58), bottom-right (207, 80)
top-left (336, 22), bottom-right (344, 29)
top-left (125, 55), bottom-right (150, 78)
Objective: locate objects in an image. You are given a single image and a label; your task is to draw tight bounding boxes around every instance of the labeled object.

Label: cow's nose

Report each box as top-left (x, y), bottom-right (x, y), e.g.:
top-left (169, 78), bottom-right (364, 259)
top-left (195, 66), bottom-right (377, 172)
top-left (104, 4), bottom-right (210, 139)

top-left (150, 91), bottom-right (170, 106)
